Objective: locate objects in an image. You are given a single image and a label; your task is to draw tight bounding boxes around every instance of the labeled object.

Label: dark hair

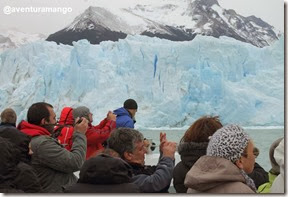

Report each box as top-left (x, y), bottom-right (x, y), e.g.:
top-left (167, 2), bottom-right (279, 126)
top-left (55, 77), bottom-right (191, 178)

top-left (181, 115), bottom-right (222, 143)
top-left (27, 102), bottom-right (53, 125)
top-left (123, 99), bottom-right (138, 110)
top-left (107, 128), bottom-right (143, 159)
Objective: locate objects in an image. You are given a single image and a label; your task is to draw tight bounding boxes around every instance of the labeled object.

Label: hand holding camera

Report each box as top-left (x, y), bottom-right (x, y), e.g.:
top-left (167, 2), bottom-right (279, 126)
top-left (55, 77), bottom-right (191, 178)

top-left (74, 117), bottom-right (88, 134)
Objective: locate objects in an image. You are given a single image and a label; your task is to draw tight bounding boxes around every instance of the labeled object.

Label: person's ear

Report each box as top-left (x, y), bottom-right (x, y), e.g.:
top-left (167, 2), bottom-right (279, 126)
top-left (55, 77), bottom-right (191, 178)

top-left (235, 157), bottom-right (244, 169)
top-left (124, 151), bottom-right (133, 161)
top-left (40, 118), bottom-right (46, 125)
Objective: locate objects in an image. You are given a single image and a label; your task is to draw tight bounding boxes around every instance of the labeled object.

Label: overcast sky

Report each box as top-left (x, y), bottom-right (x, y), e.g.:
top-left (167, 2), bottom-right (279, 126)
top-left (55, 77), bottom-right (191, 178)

top-left (0, 0), bottom-right (285, 35)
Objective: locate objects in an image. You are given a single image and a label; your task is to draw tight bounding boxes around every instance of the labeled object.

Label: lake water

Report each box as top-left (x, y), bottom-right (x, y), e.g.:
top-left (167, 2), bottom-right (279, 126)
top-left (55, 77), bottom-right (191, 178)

top-left (141, 127), bottom-right (284, 172)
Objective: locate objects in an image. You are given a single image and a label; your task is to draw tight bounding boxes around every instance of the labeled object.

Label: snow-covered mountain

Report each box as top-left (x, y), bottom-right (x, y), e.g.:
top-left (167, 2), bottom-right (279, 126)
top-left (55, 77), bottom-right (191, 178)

top-left (46, 0), bottom-right (279, 47)
top-left (0, 29), bottom-right (46, 52)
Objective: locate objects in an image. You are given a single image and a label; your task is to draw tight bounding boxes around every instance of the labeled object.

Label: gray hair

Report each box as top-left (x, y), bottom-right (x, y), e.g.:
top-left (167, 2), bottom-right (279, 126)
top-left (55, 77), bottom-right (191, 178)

top-left (107, 128), bottom-right (143, 159)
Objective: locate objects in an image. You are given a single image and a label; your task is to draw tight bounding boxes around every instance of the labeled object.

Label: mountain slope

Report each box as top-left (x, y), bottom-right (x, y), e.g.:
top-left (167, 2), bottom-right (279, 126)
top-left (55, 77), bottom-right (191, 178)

top-left (46, 0), bottom-right (279, 47)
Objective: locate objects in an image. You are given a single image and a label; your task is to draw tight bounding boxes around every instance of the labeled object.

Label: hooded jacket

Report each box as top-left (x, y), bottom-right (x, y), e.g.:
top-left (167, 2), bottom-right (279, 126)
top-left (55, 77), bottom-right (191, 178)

top-left (0, 136), bottom-right (41, 193)
top-left (0, 125), bottom-right (32, 163)
top-left (55, 107), bottom-right (75, 151)
top-left (114, 107), bottom-right (134, 128)
top-left (0, 136), bottom-right (22, 192)
top-left (55, 107), bottom-right (116, 159)
top-left (64, 154), bottom-right (140, 193)
top-left (184, 156), bottom-right (255, 193)
top-left (18, 120), bottom-right (87, 192)
top-left (173, 141), bottom-right (208, 193)
top-left (270, 138), bottom-right (284, 193)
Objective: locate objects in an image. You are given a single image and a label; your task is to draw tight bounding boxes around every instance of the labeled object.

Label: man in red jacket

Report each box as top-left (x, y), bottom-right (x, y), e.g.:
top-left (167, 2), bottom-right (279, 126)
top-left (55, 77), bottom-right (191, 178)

top-left (73, 106), bottom-right (116, 159)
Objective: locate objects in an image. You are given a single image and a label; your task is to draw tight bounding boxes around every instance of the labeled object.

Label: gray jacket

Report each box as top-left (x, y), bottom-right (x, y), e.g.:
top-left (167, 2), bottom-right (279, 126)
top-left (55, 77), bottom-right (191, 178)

top-left (131, 156), bottom-right (175, 193)
top-left (184, 156), bottom-right (255, 193)
top-left (30, 132), bottom-right (87, 192)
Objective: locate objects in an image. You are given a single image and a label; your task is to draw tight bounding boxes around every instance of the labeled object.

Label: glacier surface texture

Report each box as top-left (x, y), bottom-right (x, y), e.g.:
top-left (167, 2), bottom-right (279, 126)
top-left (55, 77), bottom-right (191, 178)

top-left (0, 35), bottom-right (284, 128)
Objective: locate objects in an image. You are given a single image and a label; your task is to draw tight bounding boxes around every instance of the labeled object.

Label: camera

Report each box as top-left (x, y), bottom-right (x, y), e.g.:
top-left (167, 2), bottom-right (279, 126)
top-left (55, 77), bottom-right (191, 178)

top-left (75, 117), bottom-right (83, 124)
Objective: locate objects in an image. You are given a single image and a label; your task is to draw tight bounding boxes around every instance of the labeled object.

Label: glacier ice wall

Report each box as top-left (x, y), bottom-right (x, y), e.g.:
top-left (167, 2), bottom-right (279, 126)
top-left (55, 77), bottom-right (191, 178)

top-left (0, 35), bottom-right (284, 128)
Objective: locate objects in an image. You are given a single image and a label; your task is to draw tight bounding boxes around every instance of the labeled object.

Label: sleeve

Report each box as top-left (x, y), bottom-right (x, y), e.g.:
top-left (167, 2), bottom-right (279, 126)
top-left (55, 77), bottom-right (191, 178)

top-left (131, 157), bottom-right (174, 192)
top-left (86, 119), bottom-right (116, 145)
top-left (92, 119), bottom-right (116, 134)
top-left (35, 132), bottom-right (87, 173)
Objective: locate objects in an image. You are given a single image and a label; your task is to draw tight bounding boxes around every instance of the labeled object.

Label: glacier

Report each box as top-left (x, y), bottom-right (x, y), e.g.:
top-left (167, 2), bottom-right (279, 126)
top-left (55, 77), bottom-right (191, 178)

top-left (0, 35), bottom-right (284, 128)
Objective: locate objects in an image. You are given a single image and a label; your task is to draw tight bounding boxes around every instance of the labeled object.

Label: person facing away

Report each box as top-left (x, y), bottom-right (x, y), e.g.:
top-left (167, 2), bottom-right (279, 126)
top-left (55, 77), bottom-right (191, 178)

top-left (173, 115), bottom-right (223, 193)
top-left (114, 99), bottom-right (138, 128)
top-left (184, 124), bottom-right (257, 193)
top-left (17, 102), bottom-right (88, 192)
top-left (53, 107), bottom-right (74, 149)
top-left (0, 108), bottom-right (17, 127)
top-left (72, 106), bottom-right (116, 159)
top-left (0, 136), bottom-right (23, 193)
top-left (257, 137), bottom-right (283, 193)
top-left (0, 108), bottom-right (42, 192)
top-left (64, 152), bottom-right (140, 193)
top-left (107, 127), bottom-right (177, 193)
top-left (270, 138), bottom-right (284, 193)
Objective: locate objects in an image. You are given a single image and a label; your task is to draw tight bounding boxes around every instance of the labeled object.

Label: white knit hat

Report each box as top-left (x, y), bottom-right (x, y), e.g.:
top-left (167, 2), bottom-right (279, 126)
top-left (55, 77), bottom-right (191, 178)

top-left (207, 124), bottom-right (250, 163)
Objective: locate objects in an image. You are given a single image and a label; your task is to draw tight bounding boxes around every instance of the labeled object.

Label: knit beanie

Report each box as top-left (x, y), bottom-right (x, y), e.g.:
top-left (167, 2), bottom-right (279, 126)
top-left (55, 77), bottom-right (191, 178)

top-left (269, 137), bottom-right (283, 175)
top-left (123, 99), bottom-right (138, 110)
top-left (73, 106), bottom-right (90, 121)
top-left (207, 124), bottom-right (250, 163)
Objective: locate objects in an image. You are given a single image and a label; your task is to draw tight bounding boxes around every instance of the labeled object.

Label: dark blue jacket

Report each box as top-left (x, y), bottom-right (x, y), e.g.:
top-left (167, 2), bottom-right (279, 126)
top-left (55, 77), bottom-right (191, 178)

top-left (113, 107), bottom-right (134, 128)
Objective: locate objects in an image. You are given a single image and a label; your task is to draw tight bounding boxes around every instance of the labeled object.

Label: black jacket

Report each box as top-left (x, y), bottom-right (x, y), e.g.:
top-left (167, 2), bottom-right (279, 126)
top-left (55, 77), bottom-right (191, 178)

top-left (173, 141), bottom-right (208, 193)
top-left (248, 162), bottom-right (269, 188)
top-left (0, 137), bottom-right (23, 193)
top-left (64, 154), bottom-right (140, 193)
top-left (0, 126), bottom-right (42, 192)
top-left (0, 124), bottom-right (32, 163)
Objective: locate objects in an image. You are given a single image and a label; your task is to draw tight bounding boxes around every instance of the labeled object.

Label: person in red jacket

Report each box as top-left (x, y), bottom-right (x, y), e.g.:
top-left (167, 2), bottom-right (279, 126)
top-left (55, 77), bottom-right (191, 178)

top-left (72, 106), bottom-right (116, 160)
top-left (54, 107), bottom-right (75, 151)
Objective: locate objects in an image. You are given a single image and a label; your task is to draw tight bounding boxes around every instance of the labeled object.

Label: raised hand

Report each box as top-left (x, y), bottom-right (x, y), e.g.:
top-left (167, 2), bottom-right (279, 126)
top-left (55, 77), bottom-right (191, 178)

top-left (162, 141), bottom-right (177, 159)
top-left (107, 111), bottom-right (116, 121)
top-left (74, 117), bottom-right (88, 134)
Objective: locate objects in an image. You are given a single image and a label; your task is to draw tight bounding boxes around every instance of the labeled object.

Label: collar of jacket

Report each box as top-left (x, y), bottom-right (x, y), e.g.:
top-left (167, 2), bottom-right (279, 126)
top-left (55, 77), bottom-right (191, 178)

top-left (18, 120), bottom-right (51, 137)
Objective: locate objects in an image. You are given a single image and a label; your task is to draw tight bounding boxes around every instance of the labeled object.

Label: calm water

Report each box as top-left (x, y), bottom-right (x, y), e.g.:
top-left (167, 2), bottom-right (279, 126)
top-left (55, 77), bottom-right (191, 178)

top-left (141, 128), bottom-right (284, 171)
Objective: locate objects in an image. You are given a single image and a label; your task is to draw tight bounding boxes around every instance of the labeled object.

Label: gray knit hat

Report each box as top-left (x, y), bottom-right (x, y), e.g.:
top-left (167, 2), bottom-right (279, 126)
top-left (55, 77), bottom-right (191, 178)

top-left (73, 106), bottom-right (90, 121)
top-left (207, 124), bottom-right (250, 163)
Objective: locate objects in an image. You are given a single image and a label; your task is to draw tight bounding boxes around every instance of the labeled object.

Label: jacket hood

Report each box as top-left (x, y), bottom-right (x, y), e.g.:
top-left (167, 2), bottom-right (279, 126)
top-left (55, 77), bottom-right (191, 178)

top-left (113, 107), bottom-right (130, 117)
top-left (79, 154), bottom-right (132, 184)
top-left (58, 107), bottom-right (74, 125)
top-left (274, 139), bottom-right (284, 175)
top-left (178, 141), bottom-right (208, 168)
top-left (18, 120), bottom-right (51, 137)
top-left (184, 155), bottom-right (245, 192)
top-left (0, 126), bottom-right (31, 163)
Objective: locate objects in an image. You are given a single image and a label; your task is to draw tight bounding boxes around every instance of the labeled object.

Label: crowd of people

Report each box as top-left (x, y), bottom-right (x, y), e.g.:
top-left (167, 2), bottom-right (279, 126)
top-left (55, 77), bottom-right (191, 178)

top-left (0, 99), bottom-right (284, 193)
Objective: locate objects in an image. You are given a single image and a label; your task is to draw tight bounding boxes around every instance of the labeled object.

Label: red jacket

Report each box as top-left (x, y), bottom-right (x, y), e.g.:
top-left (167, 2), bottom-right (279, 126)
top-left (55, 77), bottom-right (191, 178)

top-left (56, 107), bottom-right (116, 159)
top-left (85, 119), bottom-right (116, 159)
top-left (55, 107), bottom-right (74, 151)
top-left (18, 120), bottom-right (51, 137)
